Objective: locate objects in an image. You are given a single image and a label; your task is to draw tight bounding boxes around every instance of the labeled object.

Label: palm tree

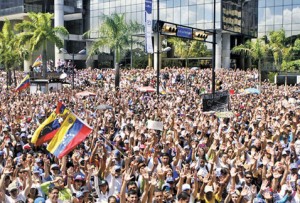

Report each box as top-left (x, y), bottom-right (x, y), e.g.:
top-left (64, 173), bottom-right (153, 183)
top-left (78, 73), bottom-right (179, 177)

top-left (85, 13), bottom-right (143, 68)
top-left (268, 29), bottom-right (295, 71)
top-left (15, 12), bottom-right (69, 78)
top-left (0, 19), bottom-right (28, 88)
top-left (231, 39), bottom-right (267, 90)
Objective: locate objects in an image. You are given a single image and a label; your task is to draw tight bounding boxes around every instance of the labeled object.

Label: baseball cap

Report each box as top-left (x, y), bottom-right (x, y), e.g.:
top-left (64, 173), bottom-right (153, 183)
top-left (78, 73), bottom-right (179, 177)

top-left (133, 146), bottom-right (140, 152)
top-left (140, 144), bottom-right (145, 149)
top-left (290, 163), bottom-right (298, 170)
top-left (34, 197), bottom-right (45, 203)
top-left (23, 144), bottom-right (31, 150)
top-left (74, 174), bottom-right (85, 181)
top-left (8, 182), bottom-right (18, 192)
top-left (124, 139), bottom-right (129, 144)
top-left (204, 185), bottom-right (213, 193)
top-left (50, 164), bottom-right (60, 170)
top-left (99, 179), bottom-right (108, 186)
top-left (162, 183), bottom-right (171, 190)
top-left (182, 184), bottom-right (191, 191)
top-left (166, 177), bottom-right (174, 183)
top-left (76, 191), bottom-right (84, 198)
top-left (114, 165), bottom-right (121, 171)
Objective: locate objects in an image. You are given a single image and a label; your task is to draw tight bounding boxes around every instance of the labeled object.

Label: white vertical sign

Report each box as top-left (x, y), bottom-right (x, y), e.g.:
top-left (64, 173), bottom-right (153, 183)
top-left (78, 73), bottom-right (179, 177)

top-left (145, 0), bottom-right (153, 53)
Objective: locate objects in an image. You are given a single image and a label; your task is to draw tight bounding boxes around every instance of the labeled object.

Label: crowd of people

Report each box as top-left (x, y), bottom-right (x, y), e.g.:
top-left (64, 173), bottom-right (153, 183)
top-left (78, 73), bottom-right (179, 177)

top-left (0, 67), bottom-right (299, 203)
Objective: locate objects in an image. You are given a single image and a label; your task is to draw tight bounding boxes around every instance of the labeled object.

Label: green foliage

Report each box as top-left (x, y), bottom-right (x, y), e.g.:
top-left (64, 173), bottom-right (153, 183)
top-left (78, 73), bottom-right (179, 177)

top-left (168, 37), bottom-right (208, 59)
top-left (132, 49), bottom-right (148, 68)
top-left (0, 19), bottom-right (28, 72)
top-left (15, 12), bottom-right (69, 76)
top-left (85, 13), bottom-right (143, 64)
top-left (267, 72), bottom-right (277, 83)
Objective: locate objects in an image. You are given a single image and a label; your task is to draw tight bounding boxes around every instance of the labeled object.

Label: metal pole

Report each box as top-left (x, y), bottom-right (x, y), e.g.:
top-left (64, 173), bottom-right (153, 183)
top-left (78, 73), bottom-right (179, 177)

top-left (72, 53), bottom-right (74, 89)
top-left (212, 0), bottom-right (216, 95)
top-left (130, 35), bottom-right (133, 69)
top-left (156, 0), bottom-right (160, 96)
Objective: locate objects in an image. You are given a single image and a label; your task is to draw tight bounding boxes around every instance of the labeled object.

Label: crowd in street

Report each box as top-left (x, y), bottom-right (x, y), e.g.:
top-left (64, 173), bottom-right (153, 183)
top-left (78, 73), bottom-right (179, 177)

top-left (0, 66), bottom-right (299, 203)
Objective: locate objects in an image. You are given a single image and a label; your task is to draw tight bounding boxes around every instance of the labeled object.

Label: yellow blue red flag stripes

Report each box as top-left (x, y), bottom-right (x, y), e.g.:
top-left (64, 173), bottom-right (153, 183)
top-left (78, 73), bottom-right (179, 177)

top-left (32, 55), bottom-right (42, 67)
top-left (31, 112), bottom-right (61, 146)
top-left (47, 113), bottom-right (92, 158)
top-left (15, 75), bottom-right (30, 92)
top-left (56, 101), bottom-right (67, 115)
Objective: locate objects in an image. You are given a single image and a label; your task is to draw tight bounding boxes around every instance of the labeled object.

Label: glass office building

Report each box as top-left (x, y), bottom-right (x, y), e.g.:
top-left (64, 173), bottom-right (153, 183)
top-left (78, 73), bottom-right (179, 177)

top-left (2, 0), bottom-right (299, 69)
top-left (258, 0), bottom-right (300, 37)
top-left (88, 0), bottom-right (258, 69)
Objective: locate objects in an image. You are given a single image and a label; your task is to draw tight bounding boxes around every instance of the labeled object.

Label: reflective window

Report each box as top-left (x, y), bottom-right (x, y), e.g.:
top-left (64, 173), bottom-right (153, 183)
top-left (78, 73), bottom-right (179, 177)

top-left (265, 7), bottom-right (274, 25)
top-left (275, 0), bottom-right (283, 6)
top-left (181, 0), bottom-right (188, 7)
top-left (266, 0), bottom-right (274, 7)
top-left (259, 0), bottom-right (265, 7)
top-left (274, 7), bottom-right (283, 24)
top-left (188, 5), bottom-right (196, 24)
top-left (293, 0), bottom-right (300, 5)
top-left (258, 8), bottom-right (266, 25)
top-left (174, 0), bottom-right (180, 7)
top-left (284, 0), bottom-right (292, 5)
top-left (181, 6), bottom-right (189, 24)
top-left (292, 5), bottom-right (300, 22)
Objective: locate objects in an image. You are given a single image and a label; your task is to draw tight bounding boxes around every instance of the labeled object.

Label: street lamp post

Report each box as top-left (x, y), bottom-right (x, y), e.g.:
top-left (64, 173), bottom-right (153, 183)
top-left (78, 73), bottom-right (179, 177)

top-left (156, 0), bottom-right (160, 96)
top-left (212, 0), bottom-right (216, 95)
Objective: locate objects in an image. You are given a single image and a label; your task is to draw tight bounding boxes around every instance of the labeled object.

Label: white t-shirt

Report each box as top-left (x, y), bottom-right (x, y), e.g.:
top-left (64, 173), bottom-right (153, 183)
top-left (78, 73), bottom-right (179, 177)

top-left (5, 191), bottom-right (26, 203)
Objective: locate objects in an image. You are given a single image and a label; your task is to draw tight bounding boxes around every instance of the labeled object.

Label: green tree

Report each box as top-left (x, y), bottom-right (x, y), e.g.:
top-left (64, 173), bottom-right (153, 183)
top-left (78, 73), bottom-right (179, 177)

top-left (15, 12), bottom-right (69, 78)
top-left (231, 39), bottom-right (268, 89)
top-left (0, 19), bottom-right (29, 88)
top-left (85, 13), bottom-right (143, 68)
top-left (168, 37), bottom-right (208, 65)
top-left (268, 29), bottom-right (293, 70)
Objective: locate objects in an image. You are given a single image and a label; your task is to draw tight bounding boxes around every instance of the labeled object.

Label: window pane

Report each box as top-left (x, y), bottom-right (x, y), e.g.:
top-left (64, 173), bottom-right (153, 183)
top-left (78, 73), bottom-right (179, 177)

top-left (274, 6), bottom-right (283, 24)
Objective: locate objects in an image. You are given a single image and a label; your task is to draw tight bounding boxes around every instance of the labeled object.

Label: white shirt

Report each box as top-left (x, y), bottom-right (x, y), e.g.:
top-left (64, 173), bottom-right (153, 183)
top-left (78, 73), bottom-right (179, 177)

top-left (5, 191), bottom-right (26, 203)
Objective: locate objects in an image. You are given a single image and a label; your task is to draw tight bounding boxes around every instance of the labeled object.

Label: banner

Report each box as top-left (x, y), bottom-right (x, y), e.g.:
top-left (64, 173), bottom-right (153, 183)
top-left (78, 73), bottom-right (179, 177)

top-left (147, 120), bottom-right (163, 131)
top-left (145, 0), bottom-right (153, 53)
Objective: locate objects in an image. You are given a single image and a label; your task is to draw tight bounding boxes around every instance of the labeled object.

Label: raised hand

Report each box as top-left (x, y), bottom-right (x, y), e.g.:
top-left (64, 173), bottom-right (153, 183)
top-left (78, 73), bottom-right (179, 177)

top-left (230, 167), bottom-right (237, 177)
top-left (241, 187), bottom-right (249, 196)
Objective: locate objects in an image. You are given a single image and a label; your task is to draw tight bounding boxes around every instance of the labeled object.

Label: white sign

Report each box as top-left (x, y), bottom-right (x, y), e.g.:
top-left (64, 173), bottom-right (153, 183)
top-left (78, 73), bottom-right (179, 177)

top-left (147, 120), bottom-right (163, 131)
top-left (145, 0), bottom-right (153, 53)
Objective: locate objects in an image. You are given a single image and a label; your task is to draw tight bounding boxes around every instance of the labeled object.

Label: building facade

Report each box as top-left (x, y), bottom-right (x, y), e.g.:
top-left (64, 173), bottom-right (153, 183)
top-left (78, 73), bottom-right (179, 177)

top-left (258, 0), bottom-right (300, 37)
top-left (0, 0), bottom-right (298, 69)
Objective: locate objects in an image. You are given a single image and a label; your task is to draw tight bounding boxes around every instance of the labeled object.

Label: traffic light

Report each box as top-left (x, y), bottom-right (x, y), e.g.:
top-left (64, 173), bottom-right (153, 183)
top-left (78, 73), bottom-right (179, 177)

top-left (216, 80), bottom-right (222, 90)
top-left (193, 31), bottom-right (208, 40)
top-left (162, 23), bottom-right (177, 35)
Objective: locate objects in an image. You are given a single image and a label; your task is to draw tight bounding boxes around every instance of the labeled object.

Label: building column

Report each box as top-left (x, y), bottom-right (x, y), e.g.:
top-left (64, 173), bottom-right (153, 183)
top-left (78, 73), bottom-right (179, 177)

top-left (215, 30), bottom-right (222, 69)
top-left (222, 33), bottom-right (231, 69)
top-left (153, 34), bottom-right (161, 71)
top-left (23, 17), bottom-right (32, 72)
top-left (54, 0), bottom-right (64, 66)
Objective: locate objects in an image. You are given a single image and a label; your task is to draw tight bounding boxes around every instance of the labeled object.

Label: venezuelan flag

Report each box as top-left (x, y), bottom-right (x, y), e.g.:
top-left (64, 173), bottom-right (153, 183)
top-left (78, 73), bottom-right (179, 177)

top-left (32, 55), bottom-right (42, 67)
top-left (56, 101), bottom-right (67, 115)
top-left (15, 75), bottom-right (30, 92)
top-left (31, 112), bottom-right (61, 146)
top-left (47, 113), bottom-right (92, 158)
